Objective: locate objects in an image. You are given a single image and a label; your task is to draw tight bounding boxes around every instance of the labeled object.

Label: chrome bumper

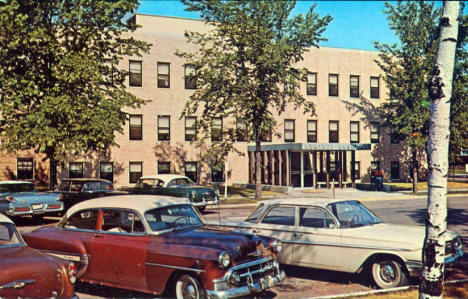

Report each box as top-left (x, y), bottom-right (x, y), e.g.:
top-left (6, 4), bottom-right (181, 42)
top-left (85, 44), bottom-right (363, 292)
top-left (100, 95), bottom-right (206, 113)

top-left (206, 258), bottom-right (285, 299)
top-left (5, 203), bottom-right (64, 216)
top-left (406, 248), bottom-right (464, 277)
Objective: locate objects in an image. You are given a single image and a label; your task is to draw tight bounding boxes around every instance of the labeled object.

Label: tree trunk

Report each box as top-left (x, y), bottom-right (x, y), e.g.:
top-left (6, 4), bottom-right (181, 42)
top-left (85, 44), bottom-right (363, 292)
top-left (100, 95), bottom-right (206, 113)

top-left (255, 138), bottom-right (262, 200)
top-left (419, 2), bottom-right (459, 299)
top-left (413, 148), bottom-right (419, 193)
top-left (49, 157), bottom-right (58, 191)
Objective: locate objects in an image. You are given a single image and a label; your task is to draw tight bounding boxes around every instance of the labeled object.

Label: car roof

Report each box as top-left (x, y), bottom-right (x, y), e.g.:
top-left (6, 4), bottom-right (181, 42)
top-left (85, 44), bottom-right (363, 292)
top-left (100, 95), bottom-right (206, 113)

top-left (258, 197), bottom-right (356, 209)
top-left (0, 213), bottom-right (13, 224)
top-left (138, 174), bottom-right (189, 181)
top-left (60, 178), bottom-right (112, 183)
top-left (65, 194), bottom-right (190, 217)
top-left (0, 180), bottom-right (33, 185)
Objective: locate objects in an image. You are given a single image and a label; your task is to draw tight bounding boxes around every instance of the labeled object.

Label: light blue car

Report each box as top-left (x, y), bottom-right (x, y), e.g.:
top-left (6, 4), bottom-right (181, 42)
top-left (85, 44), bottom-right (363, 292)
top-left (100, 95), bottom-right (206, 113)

top-left (0, 181), bottom-right (63, 223)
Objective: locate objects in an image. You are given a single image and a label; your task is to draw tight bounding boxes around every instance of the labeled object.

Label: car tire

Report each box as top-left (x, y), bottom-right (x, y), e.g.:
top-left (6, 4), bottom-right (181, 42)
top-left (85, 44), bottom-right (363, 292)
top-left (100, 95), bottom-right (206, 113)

top-left (371, 259), bottom-right (408, 289)
top-left (175, 274), bottom-right (206, 299)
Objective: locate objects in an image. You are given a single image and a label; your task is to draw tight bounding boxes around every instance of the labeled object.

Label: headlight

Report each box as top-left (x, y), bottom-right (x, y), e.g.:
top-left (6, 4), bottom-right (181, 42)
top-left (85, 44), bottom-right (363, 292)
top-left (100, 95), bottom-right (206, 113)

top-left (272, 239), bottom-right (282, 253)
top-left (218, 251), bottom-right (230, 268)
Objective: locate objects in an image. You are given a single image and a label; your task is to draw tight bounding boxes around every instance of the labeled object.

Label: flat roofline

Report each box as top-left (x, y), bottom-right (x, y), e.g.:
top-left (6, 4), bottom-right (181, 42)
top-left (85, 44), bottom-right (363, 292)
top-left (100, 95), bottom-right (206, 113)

top-left (247, 143), bottom-right (371, 152)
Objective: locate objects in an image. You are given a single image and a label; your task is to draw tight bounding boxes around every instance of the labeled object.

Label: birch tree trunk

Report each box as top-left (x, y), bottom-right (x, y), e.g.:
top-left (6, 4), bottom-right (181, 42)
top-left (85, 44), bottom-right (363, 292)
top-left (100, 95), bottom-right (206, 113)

top-left (419, 2), bottom-right (459, 298)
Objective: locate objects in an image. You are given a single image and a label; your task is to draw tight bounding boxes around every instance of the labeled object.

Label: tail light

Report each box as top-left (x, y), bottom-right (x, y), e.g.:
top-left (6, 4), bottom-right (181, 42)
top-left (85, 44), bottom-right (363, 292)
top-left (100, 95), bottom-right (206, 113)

top-left (6, 195), bottom-right (15, 203)
top-left (47, 204), bottom-right (62, 210)
top-left (68, 262), bottom-right (77, 283)
top-left (110, 185), bottom-right (114, 191)
top-left (58, 194), bottom-right (63, 200)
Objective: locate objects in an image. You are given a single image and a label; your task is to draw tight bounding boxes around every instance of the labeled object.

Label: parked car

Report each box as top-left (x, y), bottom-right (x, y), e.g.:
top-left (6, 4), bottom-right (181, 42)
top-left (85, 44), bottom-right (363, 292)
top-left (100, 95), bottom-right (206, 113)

top-left (22, 195), bottom-right (285, 299)
top-left (0, 181), bottom-right (63, 222)
top-left (57, 178), bottom-right (123, 211)
top-left (210, 198), bottom-right (464, 289)
top-left (0, 213), bottom-right (77, 298)
top-left (125, 174), bottom-right (219, 212)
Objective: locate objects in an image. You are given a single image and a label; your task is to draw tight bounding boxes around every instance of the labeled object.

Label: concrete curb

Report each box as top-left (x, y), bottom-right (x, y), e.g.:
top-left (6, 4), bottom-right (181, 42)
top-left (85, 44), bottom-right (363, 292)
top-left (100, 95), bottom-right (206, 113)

top-left (310, 279), bottom-right (468, 299)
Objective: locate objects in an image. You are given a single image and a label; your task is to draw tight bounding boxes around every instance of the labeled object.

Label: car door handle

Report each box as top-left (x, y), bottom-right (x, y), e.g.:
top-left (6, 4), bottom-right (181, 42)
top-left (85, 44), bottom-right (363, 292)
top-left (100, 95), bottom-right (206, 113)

top-left (251, 229), bottom-right (262, 234)
top-left (293, 233), bottom-right (302, 238)
top-left (94, 234), bottom-right (104, 238)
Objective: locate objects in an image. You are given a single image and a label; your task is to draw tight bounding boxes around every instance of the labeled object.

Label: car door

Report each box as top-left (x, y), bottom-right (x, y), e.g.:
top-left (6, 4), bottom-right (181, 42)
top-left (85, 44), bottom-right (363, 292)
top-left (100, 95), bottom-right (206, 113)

top-left (88, 209), bottom-right (149, 290)
top-left (292, 207), bottom-right (341, 270)
top-left (247, 205), bottom-right (296, 264)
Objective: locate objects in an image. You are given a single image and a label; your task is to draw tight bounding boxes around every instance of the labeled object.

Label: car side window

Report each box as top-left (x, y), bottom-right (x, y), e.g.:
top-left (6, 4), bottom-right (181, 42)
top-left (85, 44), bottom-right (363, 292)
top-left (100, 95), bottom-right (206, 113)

top-left (70, 182), bottom-right (83, 192)
top-left (167, 179), bottom-right (176, 187)
top-left (262, 206), bottom-right (295, 226)
top-left (59, 181), bottom-right (71, 191)
top-left (299, 207), bottom-right (336, 229)
top-left (100, 209), bottom-right (145, 234)
top-left (64, 209), bottom-right (99, 230)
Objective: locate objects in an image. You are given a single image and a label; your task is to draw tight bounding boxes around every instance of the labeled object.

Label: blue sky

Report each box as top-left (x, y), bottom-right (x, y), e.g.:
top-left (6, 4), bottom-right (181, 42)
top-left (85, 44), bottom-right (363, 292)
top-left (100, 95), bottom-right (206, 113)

top-left (136, 0), bottom-right (401, 51)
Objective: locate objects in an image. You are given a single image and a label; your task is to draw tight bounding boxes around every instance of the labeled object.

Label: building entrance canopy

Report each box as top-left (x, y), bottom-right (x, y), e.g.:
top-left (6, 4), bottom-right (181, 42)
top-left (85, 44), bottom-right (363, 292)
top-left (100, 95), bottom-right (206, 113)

top-left (247, 143), bottom-right (371, 189)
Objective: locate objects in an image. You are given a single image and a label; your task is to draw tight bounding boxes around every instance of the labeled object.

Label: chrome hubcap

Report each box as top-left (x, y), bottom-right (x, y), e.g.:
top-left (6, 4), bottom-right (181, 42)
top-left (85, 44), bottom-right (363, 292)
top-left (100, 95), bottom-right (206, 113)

top-left (184, 284), bottom-right (197, 299)
top-left (381, 264), bottom-right (396, 283)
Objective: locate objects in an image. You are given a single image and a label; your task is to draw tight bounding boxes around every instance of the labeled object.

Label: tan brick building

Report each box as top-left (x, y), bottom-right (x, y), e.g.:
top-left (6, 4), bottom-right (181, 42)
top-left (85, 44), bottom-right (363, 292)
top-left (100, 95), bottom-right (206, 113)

top-left (1, 14), bottom-right (410, 188)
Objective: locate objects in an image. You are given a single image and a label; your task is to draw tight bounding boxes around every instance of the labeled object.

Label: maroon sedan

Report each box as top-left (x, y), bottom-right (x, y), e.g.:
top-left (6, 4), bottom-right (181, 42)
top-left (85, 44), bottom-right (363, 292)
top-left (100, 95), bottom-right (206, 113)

top-left (22, 195), bottom-right (285, 299)
top-left (0, 213), bottom-right (77, 298)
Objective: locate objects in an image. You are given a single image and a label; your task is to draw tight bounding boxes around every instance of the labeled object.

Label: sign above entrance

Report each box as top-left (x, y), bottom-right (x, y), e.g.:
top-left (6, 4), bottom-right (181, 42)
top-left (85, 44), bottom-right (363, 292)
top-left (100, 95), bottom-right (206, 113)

top-left (247, 143), bottom-right (371, 152)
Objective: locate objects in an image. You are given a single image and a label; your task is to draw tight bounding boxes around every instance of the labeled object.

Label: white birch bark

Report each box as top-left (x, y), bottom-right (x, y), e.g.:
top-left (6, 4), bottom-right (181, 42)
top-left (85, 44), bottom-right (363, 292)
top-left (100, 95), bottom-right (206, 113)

top-left (419, 1), bottom-right (459, 299)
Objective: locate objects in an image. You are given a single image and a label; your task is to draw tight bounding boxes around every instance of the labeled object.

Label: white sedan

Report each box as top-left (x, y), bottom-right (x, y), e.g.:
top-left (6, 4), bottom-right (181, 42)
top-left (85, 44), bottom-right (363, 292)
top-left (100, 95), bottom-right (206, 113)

top-left (211, 198), bottom-right (464, 289)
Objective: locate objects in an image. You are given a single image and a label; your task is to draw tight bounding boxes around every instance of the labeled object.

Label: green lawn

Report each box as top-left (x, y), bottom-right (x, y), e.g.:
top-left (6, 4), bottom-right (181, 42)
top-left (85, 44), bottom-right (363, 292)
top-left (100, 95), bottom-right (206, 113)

top-left (214, 185), bottom-right (283, 204)
top-left (388, 181), bottom-right (468, 191)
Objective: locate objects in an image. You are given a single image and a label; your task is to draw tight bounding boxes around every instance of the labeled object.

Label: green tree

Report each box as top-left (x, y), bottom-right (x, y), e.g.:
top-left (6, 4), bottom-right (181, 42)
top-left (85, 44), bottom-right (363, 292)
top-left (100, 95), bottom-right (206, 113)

top-left (374, 1), bottom-right (467, 192)
top-left (0, 0), bottom-right (150, 188)
top-left (177, 0), bottom-right (331, 199)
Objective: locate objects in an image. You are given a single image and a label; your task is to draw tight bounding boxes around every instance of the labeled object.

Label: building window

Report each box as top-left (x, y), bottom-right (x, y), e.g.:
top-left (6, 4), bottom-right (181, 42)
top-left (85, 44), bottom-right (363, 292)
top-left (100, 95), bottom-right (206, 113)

top-left (350, 75), bottom-right (359, 98)
top-left (307, 72), bottom-right (317, 95)
top-left (17, 158), bottom-right (33, 180)
top-left (185, 65), bottom-right (197, 89)
top-left (371, 122), bottom-right (380, 143)
top-left (69, 162), bottom-right (84, 178)
top-left (391, 161), bottom-right (400, 180)
top-left (129, 60), bottom-right (142, 87)
top-left (185, 116), bottom-right (197, 141)
top-left (129, 115), bottom-right (142, 140)
top-left (157, 62), bottom-right (170, 88)
top-left (307, 120), bottom-right (317, 143)
top-left (185, 162), bottom-right (198, 183)
top-left (370, 76), bottom-right (380, 98)
top-left (261, 128), bottom-right (272, 142)
top-left (353, 161), bottom-right (361, 179)
top-left (236, 118), bottom-right (247, 142)
top-left (329, 74), bottom-right (338, 97)
top-left (158, 162), bottom-right (170, 174)
top-left (350, 121), bottom-right (360, 143)
top-left (329, 121), bottom-right (339, 143)
top-left (284, 119), bottom-right (295, 142)
top-left (211, 162), bottom-right (224, 183)
top-left (100, 162), bottom-right (114, 182)
top-left (129, 162), bottom-right (142, 184)
top-left (158, 115), bottom-right (170, 141)
top-left (211, 117), bottom-right (222, 141)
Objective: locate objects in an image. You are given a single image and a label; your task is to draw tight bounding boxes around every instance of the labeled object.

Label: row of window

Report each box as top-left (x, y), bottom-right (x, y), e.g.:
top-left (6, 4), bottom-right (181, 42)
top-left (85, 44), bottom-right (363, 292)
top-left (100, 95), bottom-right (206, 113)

top-left (129, 61), bottom-right (380, 99)
top-left (14, 158), bottom-right (401, 182)
top-left (129, 116), bottom-right (387, 144)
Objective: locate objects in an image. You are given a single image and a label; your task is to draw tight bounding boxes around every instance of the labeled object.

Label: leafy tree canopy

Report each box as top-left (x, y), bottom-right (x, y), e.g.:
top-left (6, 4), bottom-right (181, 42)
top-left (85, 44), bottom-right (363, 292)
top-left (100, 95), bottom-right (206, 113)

top-left (375, 1), bottom-right (467, 163)
top-left (0, 0), bottom-right (150, 184)
top-left (177, 0), bottom-right (331, 165)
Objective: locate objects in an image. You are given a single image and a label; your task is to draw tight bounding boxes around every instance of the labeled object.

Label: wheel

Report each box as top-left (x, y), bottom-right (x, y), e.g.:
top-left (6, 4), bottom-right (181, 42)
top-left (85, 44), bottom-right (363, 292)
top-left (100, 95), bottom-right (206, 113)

top-left (175, 274), bottom-right (206, 299)
top-left (371, 259), bottom-right (408, 289)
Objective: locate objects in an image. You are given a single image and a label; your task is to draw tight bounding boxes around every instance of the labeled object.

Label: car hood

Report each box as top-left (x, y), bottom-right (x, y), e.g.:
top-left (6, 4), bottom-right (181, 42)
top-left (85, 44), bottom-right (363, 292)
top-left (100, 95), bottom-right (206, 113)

top-left (0, 246), bottom-right (66, 298)
top-left (155, 226), bottom-right (269, 261)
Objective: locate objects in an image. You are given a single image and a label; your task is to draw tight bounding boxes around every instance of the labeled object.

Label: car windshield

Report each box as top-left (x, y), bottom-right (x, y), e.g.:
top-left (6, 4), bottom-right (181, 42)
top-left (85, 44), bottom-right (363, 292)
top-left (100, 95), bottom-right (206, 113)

top-left (245, 203), bottom-right (266, 223)
top-left (326, 200), bottom-right (382, 228)
top-left (0, 223), bottom-right (24, 248)
top-left (0, 183), bottom-right (35, 193)
top-left (144, 204), bottom-right (203, 232)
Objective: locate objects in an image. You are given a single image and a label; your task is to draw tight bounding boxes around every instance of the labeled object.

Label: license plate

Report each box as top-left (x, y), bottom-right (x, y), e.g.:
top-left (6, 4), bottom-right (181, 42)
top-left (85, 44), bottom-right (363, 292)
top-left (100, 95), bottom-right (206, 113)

top-left (32, 204), bottom-right (42, 210)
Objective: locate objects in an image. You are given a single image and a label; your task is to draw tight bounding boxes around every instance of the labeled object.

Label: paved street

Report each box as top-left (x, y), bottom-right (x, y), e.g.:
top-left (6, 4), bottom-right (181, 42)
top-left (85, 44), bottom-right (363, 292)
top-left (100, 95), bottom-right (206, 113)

top-left (15, 190), bottom-right (468, 298)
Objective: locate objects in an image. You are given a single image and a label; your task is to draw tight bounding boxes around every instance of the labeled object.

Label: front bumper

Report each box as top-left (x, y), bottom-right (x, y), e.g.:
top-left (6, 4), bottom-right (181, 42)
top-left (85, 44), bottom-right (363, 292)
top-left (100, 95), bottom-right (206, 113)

top-left (192, 195), bottom-right (219, 207)
top-left (406, 247), bottom-right (464, 277)
top-left (5, 202), bottom-right (64, 216)
top-left (206, 258), bottom-right (285, 299)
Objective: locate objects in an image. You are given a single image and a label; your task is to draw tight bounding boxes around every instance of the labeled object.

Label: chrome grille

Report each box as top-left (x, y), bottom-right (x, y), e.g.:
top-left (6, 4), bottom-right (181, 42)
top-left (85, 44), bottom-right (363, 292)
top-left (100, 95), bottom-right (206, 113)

top-left (228, 258), bottom-right (278, 286)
